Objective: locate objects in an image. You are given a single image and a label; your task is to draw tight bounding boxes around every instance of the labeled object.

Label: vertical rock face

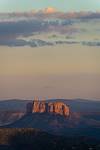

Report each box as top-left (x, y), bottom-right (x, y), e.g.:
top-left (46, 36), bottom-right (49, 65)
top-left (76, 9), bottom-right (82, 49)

top-left (32, 98), bottom-right (46, 113)
top-left (48, 102), bottom-right (70, 116)
top-left (62, 104), bottom-right (70, 116)
top-left (39, 101), bottom-right (46, 113)
top-left (32, 100), bottom-right (40, 113)
top-left (48, 103), bottom-right (54, 113)
top-left (29, 98), bottom-right (70, 117)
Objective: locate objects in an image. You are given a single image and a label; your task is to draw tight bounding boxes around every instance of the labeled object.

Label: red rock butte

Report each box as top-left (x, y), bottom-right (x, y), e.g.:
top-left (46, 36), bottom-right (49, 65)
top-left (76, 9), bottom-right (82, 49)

top-left (27, 97), bottom-right (70, 117)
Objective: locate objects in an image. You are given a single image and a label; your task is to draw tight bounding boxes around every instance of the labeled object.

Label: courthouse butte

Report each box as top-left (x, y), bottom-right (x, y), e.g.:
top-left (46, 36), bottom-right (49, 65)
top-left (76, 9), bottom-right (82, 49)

top-left (27, 97), bottom-right (70, 117)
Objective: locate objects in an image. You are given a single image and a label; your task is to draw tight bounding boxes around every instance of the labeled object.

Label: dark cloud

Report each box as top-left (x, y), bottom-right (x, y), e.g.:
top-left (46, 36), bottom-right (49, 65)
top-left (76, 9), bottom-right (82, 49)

top-left (0, 12), bottom-right (100, 47)
top-left (80, 13), bottom-right (100, 19)
top-left (55, 41), bottom-right (79, 45)
top-left (0, 39), bottom-right (28, 47)
top-left (0, 38), bottom-right (54, 47)
top-left (0, 16), bottom-right (76, 47)
top-left (0, 35), bottom-right (100, 47)
top-left (0, 20), bottom-right (48, 37)
top-left (0, 37), bottom-right (79, 47)
top-left (82, 41), bottom-right (100, 47)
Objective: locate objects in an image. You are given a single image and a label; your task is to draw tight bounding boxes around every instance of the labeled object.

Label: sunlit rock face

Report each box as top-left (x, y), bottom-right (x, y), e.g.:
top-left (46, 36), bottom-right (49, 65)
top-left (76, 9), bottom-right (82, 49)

top-left (48, 102), bottom-right (70, 116)
top-left (28, 98), bottom-right (70, 117)
top-left (32, 97), bottom-right (46, 113)
top-left (32, 102), bottom-right (46, 113)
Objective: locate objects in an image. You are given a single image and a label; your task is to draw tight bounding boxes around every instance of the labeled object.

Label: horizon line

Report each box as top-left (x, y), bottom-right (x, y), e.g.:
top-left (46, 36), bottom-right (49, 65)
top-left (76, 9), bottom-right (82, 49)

top-left (0, 98), bottom-right (100, 101)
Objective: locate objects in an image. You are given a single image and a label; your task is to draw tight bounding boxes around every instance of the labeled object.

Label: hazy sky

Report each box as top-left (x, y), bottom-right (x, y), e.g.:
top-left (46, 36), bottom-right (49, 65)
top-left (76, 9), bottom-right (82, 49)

top-left (0, 1), bottom-right (100, 100)
top-left (0, 44), bottom-right (100, 100)
top-left (0, 0), bottom-right (100, 12)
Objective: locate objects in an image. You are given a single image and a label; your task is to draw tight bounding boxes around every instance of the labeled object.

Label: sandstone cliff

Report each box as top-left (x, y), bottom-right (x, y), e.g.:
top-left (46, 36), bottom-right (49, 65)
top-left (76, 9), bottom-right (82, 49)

top-left (48, 102), bottom-right (69, 116)
top-left (27, 98), bottom-right (70, 117)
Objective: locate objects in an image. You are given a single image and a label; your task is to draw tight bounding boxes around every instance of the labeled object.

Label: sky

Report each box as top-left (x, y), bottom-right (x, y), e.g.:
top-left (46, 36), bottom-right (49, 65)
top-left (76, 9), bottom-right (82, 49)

top-left (0, 45), bottom-right (100, 100)
top-left (0, 1), bottom-right (100, 100)
top-left (0, 0), bottom-right (100, 12)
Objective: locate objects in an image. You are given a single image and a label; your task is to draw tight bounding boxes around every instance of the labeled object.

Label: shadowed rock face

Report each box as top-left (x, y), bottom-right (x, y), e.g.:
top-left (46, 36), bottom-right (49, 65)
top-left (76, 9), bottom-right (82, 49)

top-left (27, 99), bottom-right (70, 117)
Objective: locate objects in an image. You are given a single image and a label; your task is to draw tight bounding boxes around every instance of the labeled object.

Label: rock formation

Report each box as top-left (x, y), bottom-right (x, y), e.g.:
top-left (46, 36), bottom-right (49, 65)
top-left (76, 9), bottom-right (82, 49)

top-left (27, 97), bottom-right (70, 117)
top-left (48, 102), bottom-right (70, 116)
top-left (32, 97), bottom-right (46, 113)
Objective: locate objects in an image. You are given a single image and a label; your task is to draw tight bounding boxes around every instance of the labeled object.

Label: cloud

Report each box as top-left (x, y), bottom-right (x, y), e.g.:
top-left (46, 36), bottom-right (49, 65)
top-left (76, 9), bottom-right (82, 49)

top-left (0, 11), bottom-right (100, 21)
top-left (0, 38), bottom-right (54, 47)
top-left (44, 7), bottom-right (57, 14)
top-left (0, 37), bottom-right (79, 47)
top-left (0, 11), bottom-right (100, 47)
top-left (0, 15), bottom-right (76, 47)
top-left (82, 41), bottom-right (100, 46)
top-left (0, 20), bottom-right (47, 37)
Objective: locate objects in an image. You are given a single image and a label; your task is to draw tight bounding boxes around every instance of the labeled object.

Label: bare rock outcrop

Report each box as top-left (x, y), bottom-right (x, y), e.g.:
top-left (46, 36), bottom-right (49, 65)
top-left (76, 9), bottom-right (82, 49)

top-left (27, 97), bottom-right (70, 117)
top-left (32, 101), bottom-right (46, 113)
top-left (48, 102), bottom-right (69, 116)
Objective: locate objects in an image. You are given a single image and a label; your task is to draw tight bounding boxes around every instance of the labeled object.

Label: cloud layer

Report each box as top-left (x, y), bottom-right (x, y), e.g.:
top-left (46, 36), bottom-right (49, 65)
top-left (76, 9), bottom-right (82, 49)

top-left (0, 11), bottom-right (100, 47)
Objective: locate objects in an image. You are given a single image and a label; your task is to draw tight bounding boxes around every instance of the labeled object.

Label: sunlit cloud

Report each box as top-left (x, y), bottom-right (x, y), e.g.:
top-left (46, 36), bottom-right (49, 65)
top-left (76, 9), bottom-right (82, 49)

top-left (44, 7), bottom-right (57, 14)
